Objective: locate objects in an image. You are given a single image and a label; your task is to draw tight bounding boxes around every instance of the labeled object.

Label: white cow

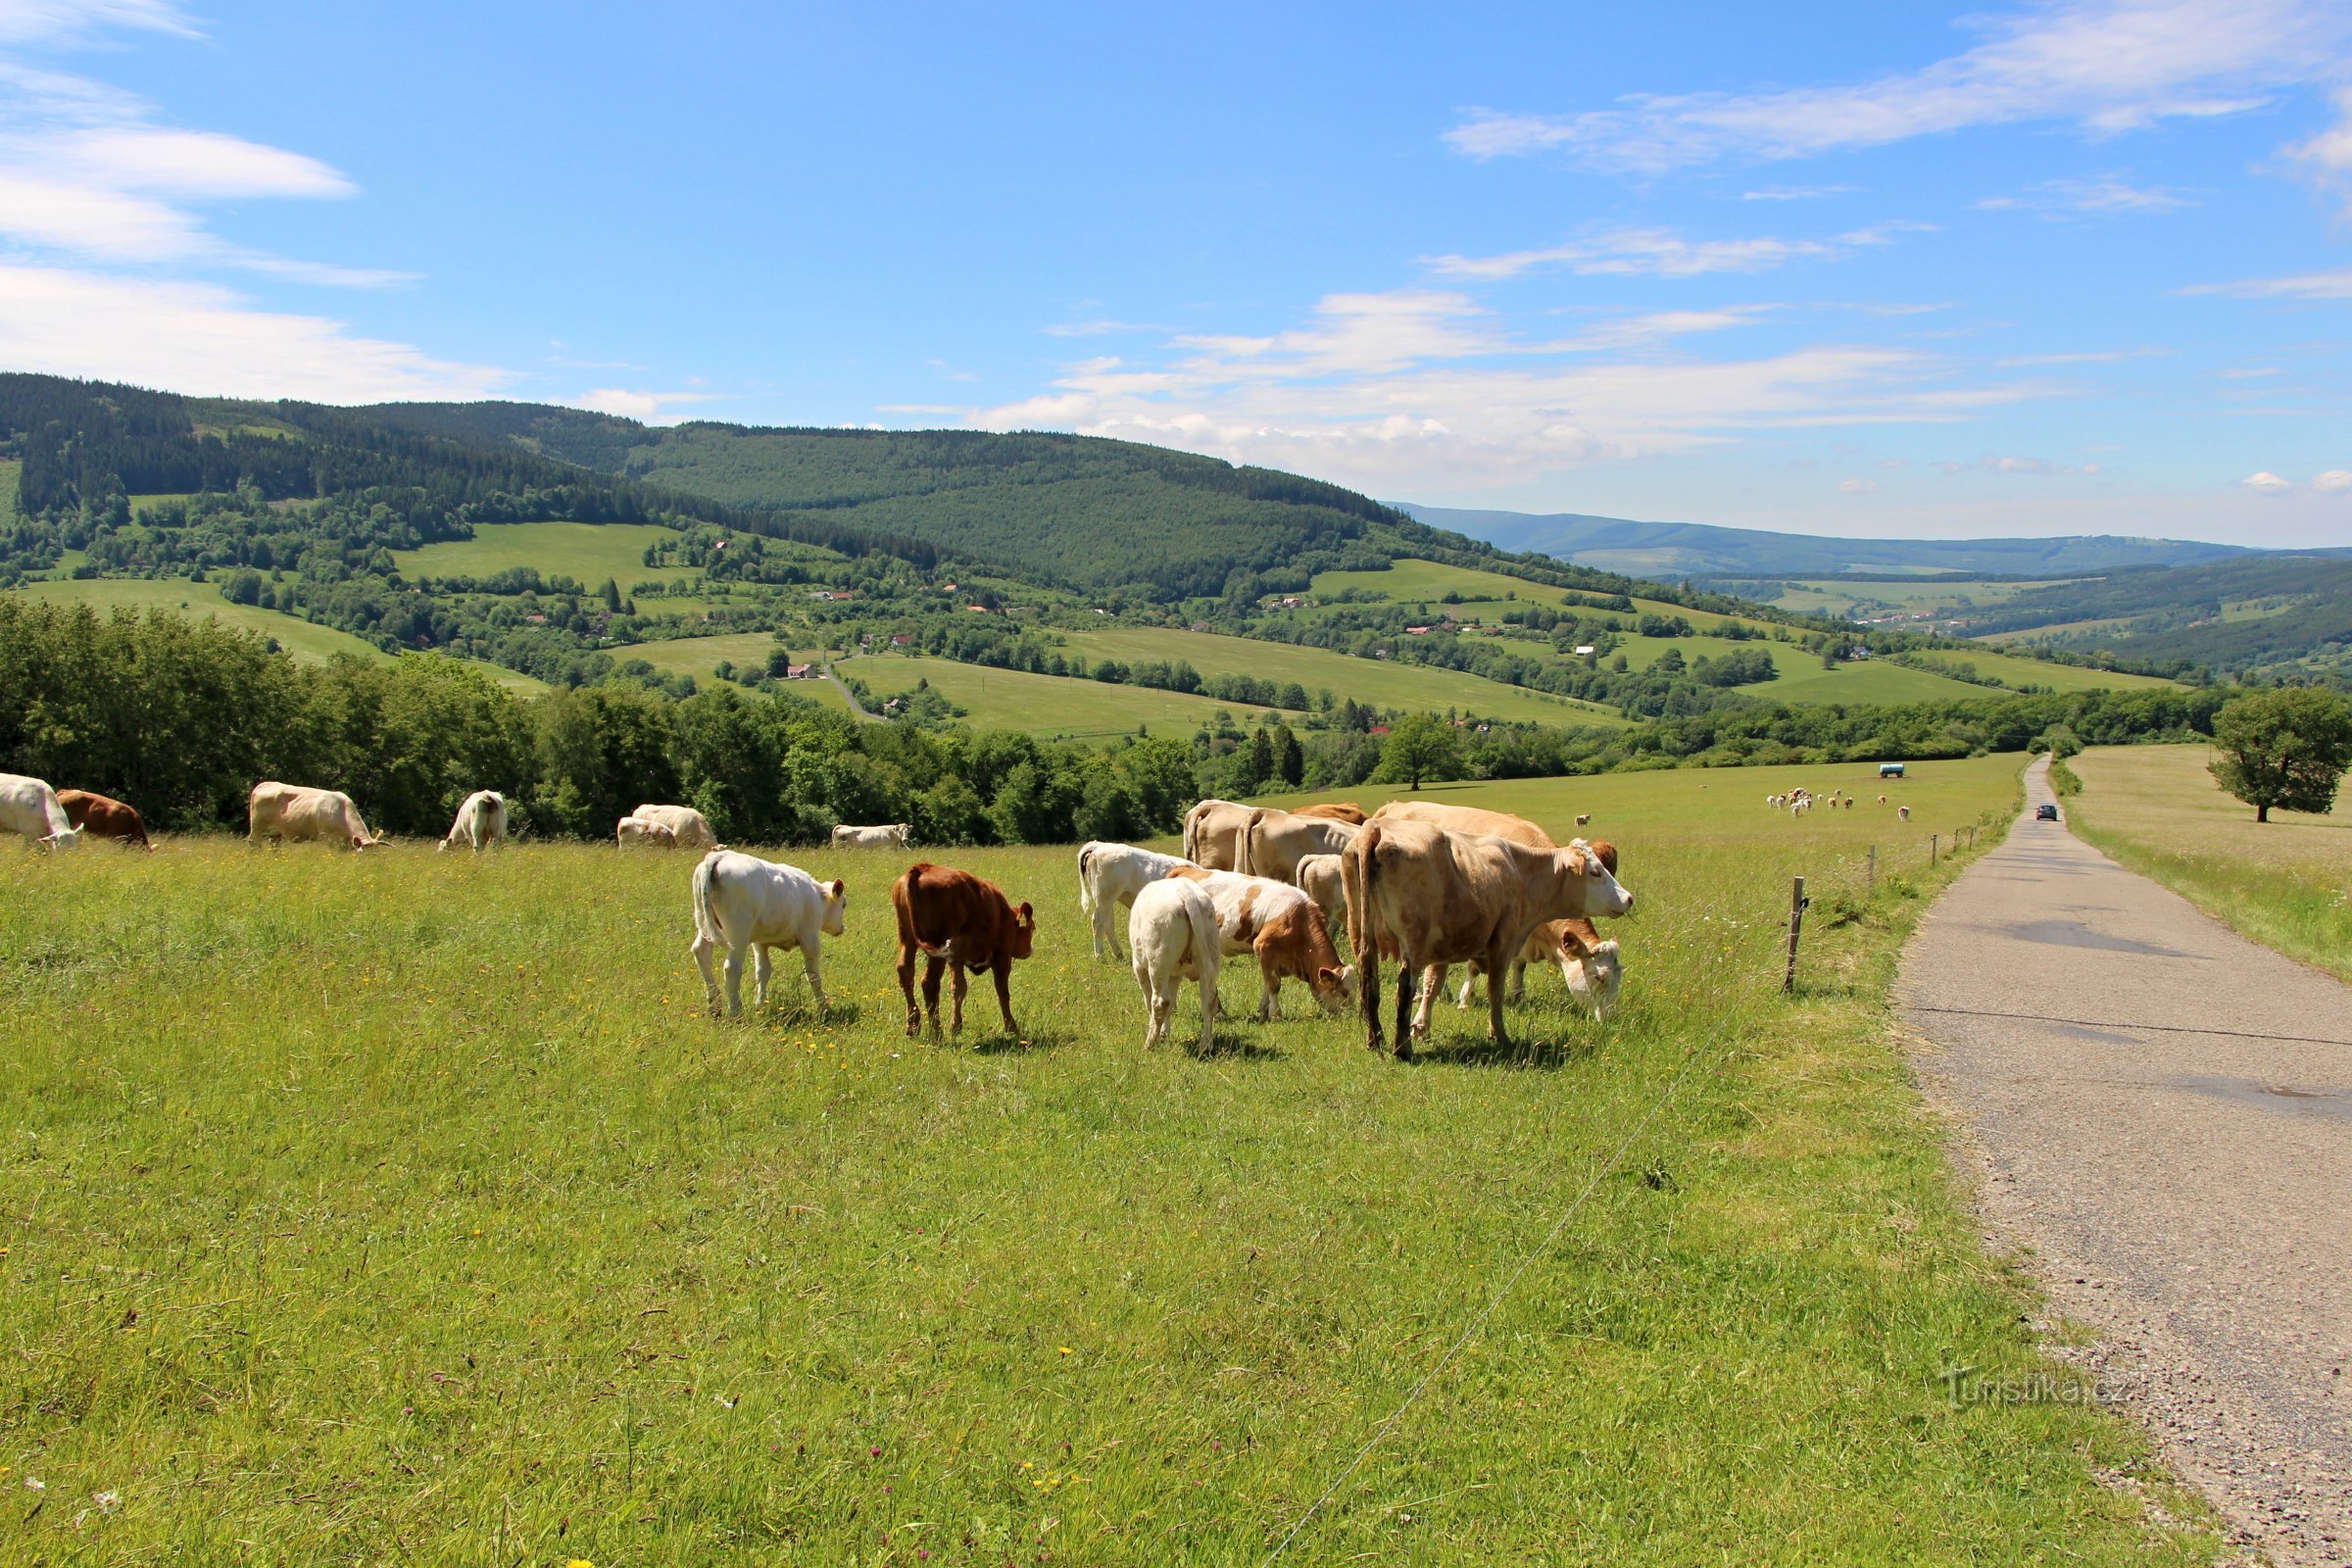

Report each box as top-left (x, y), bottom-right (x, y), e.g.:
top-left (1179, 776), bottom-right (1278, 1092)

top-left (1128, 877), bottom-right (1221, 1052)
top-left (832, 822), bottom-right (911, 849)
top-left (1454, 926), bottom-right (1625, 1021)
top-left (689, 850), bottom-right (847, 1017)
top-left (1899, 805), bottom-right (1912, 821)
top-left (248, 781), bottom-right (381, 850)
top-left (631, 803), bottom-right (717, 850)
top-left (438, 790), bottom-right (508, 854)
top-left (0, 773), bottom-right (82, 851)
top-left (1076, 840), bottom-right (1194, 959)
top-left (616, 815), bottom-right (678, 849)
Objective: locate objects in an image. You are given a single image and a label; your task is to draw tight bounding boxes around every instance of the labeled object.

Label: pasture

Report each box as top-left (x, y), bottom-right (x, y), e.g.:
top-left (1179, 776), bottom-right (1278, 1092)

top-left (0, 756), bottom-right (2214, 1564)
top-left (395, 523), bottom-right (704, 589)
top-left (2069, 744), bottom-right (2352, 983)
top-left (5, 578), bottom-right (392, 666)
top-left (839, 653), bottom-right (1303, 737)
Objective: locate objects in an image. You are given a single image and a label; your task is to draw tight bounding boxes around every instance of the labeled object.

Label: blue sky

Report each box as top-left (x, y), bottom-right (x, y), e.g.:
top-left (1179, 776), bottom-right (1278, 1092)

top-left (3, 1), bottom-right (2350, 546)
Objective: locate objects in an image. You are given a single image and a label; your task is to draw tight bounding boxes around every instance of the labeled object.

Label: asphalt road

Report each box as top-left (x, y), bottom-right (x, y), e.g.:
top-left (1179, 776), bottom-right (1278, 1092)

top-left (1900, 756), bottom-right (2352, 1565)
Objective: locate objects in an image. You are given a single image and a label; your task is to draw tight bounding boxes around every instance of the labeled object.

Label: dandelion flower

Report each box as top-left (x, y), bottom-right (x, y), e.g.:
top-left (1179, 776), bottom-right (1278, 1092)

top-left (1057, 1347), bottom-right (1072, 1355)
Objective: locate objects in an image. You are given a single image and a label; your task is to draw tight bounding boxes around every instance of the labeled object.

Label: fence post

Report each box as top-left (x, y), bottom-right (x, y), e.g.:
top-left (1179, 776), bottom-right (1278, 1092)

top-left (1867, 844), bottom-right (1877, 897)
top-left (1783, 875), bottom-right (1807, 995)
top-left (1931, 834), bottom-right (1938, 867)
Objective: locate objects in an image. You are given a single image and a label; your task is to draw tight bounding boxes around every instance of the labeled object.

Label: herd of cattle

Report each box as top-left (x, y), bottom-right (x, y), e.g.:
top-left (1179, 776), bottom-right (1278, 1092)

top-left (4, 767), bottom-right (1641, 1062)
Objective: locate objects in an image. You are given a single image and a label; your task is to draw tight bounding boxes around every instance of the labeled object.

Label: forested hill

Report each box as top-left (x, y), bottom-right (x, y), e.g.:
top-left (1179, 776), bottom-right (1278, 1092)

top-left (358, 401), bottom-right (1440, 599)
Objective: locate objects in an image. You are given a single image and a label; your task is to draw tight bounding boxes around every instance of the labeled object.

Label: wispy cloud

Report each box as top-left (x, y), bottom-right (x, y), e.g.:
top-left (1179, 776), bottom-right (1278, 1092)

top-left (1838, 477), bottom-right (1880, 493)
top-left (0, 1), bottom-right (197, 46)
top-left (2181, 269), bottom-right (2352, 299)
top-left (1445, 0), bottom-right (2351, 172)
top-left (1933, 453), bottom-right (2106, 475)
top-left (2241, 469), bottom-right (2294, 491)
top-left (1976, 175), bottom-right (2191, 213)
top-left (1041, 318), bottom-right (1166, 337)
top-left (569, 387), bottom-right (722, 423)
top-left (1741, 183), bottom-right (1856, 201)
top-left (1993, 346), bottom-right (2170, 366)
top-left (1425, 222), bottom-right (1928, 281)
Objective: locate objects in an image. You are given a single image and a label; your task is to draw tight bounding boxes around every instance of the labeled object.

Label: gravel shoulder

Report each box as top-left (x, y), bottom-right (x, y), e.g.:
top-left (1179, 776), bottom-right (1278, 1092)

top-left (1899, 756), bottom-right (2352, 1566)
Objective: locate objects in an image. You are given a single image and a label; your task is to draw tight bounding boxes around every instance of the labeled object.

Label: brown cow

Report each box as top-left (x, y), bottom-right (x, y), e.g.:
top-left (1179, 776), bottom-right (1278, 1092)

top-left (1454, 840), bottom-right (1619, 1011)
top-left (1292, 802), bottom-right (1367, 825)
top-left (57, 789), bottom-right (150, 849)
top-left (892, 862), bottom-right (1037, 1039)
top-left (1345, 819), bottom-right (1633, 1058)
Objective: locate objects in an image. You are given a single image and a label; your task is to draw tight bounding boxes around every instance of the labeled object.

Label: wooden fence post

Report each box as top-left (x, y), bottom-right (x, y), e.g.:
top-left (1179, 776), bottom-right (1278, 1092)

top-left (1931, 834), bottom-right (1939, 867)
top-left (1784, 875), bottom-right (1807, 995)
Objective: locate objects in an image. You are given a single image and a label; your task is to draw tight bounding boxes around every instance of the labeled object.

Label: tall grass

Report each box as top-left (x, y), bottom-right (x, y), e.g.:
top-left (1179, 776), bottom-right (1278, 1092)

top-left (0, 757), bottom-right (2212, 1564)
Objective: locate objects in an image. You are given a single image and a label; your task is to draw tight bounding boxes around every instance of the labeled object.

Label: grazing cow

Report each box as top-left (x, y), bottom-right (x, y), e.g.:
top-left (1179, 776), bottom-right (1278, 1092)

top-left (1182, 798), bottom-right (1255, 871)
top-left (1166, 866), bottom-right (1352, 1018)
top-left (629, 803), bottom-right (717, 851)
top-left (1128, 877), bottom-right (1221, 1052)
top-left (57, 789), bottom-right (148, 849)
top-left (1291, 802), bottom-right (1367, 826)
top-left (832, 822), bottom-right (911, 849)
top-left (689, 850), bottom-right (847, 1016)
top-left (1449, 841), bottom-right (1622, 1018)
top-left (1345, 821), bottom-right (1633, 1058)
top-left (1293, 852), bottom-right (1348, 938)
top-left (1, 774), bottom-right (82, 851)
top-left (892, 862), bottom-right (1037, 1039)
top-left (1076, 840), bottom-right (1194, 960)
top-left (1239, 807), bottom-right (1358, 883)
top-left (438, 790), bottom-right (507, 855)
top-left (247, 781), bottom-right (380, 851)
top-left (616, 815), bottom-right (678, 849)
top-left (1878, 794), bottom-right (1886, 805)
top-left (1575, 813), bottom-right (1592, 827)
top-left (1899, 805), bottom-right (1912, 821)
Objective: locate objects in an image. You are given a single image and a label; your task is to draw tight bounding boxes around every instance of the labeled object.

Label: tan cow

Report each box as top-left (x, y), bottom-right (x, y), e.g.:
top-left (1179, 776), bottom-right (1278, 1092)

top-left (616, 815), bottom-right (678, 849)
top-left (1449, 840), bottom-right (1621, 1017)
top-left (1166, 865), bottom-right (1352, 1018)
top-left (1181, 799), bottom-right (1254, 871)
top-left (1344, 820), bottom-right (1632, 1058)
top-left (630, 803), bottom-right (717, 850)
top-left (247, 782), bottom-right (382, 851)
top-left (1293, 852), bottom-right (1348, 939)
top-left (1239, 807), bottom-right (1358, 883)
top-left (1292, 802), bottom-right (1367, 825)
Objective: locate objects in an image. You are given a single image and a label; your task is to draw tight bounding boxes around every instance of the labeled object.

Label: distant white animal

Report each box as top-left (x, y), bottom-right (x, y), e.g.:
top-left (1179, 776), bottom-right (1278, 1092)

top-left (247, 781), bottom-right (380, 851)
top-left (1128, 876), bottom-right (1222, 1051)
top-left (1076, 840), bottom-right (1194, 959)
top-left (1899, 805), bottom-right (1912, 821)
top-left (832, 822), bottom-right (910, 849)
top-left (438, 790), bottom-right (507, 854)
top-left (689, 849), bottom-right (847, 1016)
top-left (616, 815), bottom-right (676, 849)
top-left (1574, 813), bottom-right (1592, 827)
top-left (630, 803), bottom-right (717, 850)
top-left (0, 773), bottom-right (82, 851)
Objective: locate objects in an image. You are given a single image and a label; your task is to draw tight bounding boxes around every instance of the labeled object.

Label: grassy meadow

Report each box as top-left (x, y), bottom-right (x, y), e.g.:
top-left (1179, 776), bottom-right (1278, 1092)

top-left (840, 654), bottom-right (1300, 737)
top-left (2069, 744), bottom-right (2352, 983)
top-left (0, 756), bottom-right (2219, 1565)
top-left (395, 523), bottom-right (704, 589)
top-left (5, 577), bottom-right (392, 665)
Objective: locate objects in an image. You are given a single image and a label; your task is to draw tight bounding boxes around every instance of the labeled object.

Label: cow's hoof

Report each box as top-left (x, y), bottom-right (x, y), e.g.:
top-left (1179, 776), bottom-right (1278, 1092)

top-left (1394, 1042), bottom-right (1416, 1062)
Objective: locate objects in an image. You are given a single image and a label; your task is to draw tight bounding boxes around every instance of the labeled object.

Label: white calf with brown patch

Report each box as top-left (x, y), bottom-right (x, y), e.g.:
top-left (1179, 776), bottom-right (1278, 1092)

top-left (689, 850), bottom-right (847, 1017)
top-left (1238, 807), bottom-right (1358, 883)
top-left (1128, 876), bottom-right (1222, 1051)
top-left (439, 790), bottom-right (507, 854)
top-left (1346, 820), bottom-right (1633, 1059)
top-left (1453, 919), bottom-right (1624, 1022)
top-left (1167, 866), bottom-right (1353, 1019)
top-left (0, 773), bottom-right (82, 851)
top-left (1076, 840), bottom-right (1194, 959)
top-left (247, 781), bottom-right (381, 851)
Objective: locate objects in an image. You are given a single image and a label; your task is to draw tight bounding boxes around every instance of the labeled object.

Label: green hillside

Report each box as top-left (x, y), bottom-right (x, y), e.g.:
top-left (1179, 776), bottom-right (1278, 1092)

top-left (10, 577), bottom-right (393, 664)
top-left (841, 652), bottom-right (1302, 737)
top-left (396, 521), bottom-right (701, 586)
top-left (1966, 556), bottom-right (2352, 679)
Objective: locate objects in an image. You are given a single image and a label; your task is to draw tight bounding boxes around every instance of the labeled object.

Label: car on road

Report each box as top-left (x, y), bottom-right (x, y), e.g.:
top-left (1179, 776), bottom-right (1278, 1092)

top-left (2035, 803), bottom-right (2060, 821)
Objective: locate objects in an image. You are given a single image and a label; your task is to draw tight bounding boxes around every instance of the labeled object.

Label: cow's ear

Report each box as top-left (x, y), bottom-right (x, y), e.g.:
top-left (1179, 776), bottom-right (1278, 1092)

top-left (1017, 901), bottom-right (1034, 925)
top-left (830, 878), bottom-right (846, 899)
top-left (1317, 966), bottom-right (1341, 986)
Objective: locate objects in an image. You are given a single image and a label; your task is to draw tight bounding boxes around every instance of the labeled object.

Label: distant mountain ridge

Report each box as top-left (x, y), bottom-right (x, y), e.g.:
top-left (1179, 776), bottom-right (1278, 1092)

top-left (1398, 504), bottom-right (2257, 578)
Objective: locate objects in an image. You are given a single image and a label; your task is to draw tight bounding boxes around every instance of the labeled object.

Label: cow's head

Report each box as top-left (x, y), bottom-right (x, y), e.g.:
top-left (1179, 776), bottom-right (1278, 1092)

top-left (351, 830), bottom-right (387, 852)
top-left (1312, 962), bottom-right (1358, 1010)
top-left (1562, 938), bottom-right (1624, 1021)
top-left (1007, 901), bottom-right (1037, 960)
top-left (40, 826), bottom-right (82, 853)
top-left (1566, 838), bottom-right (1633, 917)
top-left (821, 877), bottom-right (849, 937)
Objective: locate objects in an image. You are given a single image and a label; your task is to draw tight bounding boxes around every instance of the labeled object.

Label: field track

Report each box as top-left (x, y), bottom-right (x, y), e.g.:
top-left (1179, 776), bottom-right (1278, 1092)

top-left (1, 758), bottom-right (2218, 1564)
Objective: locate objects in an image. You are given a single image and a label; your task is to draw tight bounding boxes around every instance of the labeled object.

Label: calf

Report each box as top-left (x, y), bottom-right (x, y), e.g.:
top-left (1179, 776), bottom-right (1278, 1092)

top-left (1239, 807), bottom-right (1357, 883)
top-left (1898, 805), bottom-right (1911, 821)
top-left (1182, 798), bottom-right (1255, 871)
top-left (1128, 877), bottom-right (1221, 1052)
top-left (616, 815), bottom-right (678, 849)
top-left (57, 789), bottom-right (147, 849)
top-left (248, 781), bottom-right (380, 851)
top-left (0, 774), bottom-right (82, 851)
top-left (892, 862), bottom-right (1037, 1039)
top-left (690, 850), bottom-right (847, 1016)
top-left (1076, 840), bottom-right (1194, 959)
top-left (630, 803), bottom-right (717, 850)
top-left (1166, 866), bottom-right (1352, 1019)
top-left (1346, 820), bottom-right (1633, 1058)
top-left (833, 822), bottom-right (911, 849)
top-left (439, 790), bottom-right (507, 854)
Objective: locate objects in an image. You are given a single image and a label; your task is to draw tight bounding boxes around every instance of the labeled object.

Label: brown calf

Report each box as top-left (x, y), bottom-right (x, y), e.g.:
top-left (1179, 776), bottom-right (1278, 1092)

top-left (891, 862), bottom-right (1037, 1039)
top-left (57, 789), bottom-right (150, 849)
top-left (1168, 865), bottom-right (1352, 1017)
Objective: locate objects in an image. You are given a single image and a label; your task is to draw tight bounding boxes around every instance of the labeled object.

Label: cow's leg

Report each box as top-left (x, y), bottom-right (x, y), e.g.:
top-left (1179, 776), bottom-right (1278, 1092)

top-left (989, 960), bottom-right (1017, 1037)
top-left (921, 956), bottom-right (947, 1038)
top-left (1360, 937), bottom-right (1385, 1054)
top-left (948, 962), bottom-right (969, 1034)
top-left (898, 944), bottom-right (922, 1037)
top-left (1451, 961), bottom-right (1476, 1009)
top-left (751, 945), bottom-right (773, 1009)
top-left (801, 941), bottom-right (826, 1008)
top-left (1199, 969), bottom-right (1218, 1053)
top-left (722, 941), bottom-right (748, 1018)
top-left (1410, 962), bottom-right (1441, 1041)
top-left (1392, 958), bottom-right (1417, 1062)
top-left (1091, 892), bottom-right (1116, 962)
top-left (1486, 943), bottom-right (1512, 1047)
top-left (1256, 951), bottom-right (1280, 1021)
top-left (691, 928), bottom-right (723, 1014)
top-left (1145, 981), bottom-right (1168, 1049)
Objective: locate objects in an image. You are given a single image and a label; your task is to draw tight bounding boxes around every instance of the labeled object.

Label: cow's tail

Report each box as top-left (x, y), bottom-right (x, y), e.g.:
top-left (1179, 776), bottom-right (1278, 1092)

top-left (1348, 823), bottom-right (1382, 1040)
top-left (1181, 808), bottom-right (1199, 865)
top-left (690, 850), bottom-right (725, 948)
top-left (1238, 808), bottom-right (1267, 878)
top-left (892, 866), bottom-right (950, 958)
top-left (1077, 842), bottom-right (1098, 920)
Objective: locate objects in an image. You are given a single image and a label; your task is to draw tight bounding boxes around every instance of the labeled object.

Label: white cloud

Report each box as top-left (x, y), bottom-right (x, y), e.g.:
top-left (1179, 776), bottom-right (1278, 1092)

top-left (2242, 469), bottom-right (2294, 491)
top-left (1445, 0), bottom-right (2351, 172)
top-left (2184, 269), bottom-right (2352, 299)
top-left (2285, 87), bottom-right (2352, 210)
top-left (0, 264), bottom-right (504, 401)
top-left (2220, 366), bottom-right (2281, 377)
top-left (1741, 184), bottom-right (1856, 201)
top-left (1932, 453), bottom-right (2105, 475)
top-left (0, 1), bottom-right (195, 45)
top-left (1994, 347), bottom-right (2169, 366)
top-left (570, 387), bottom-right (722, 423)
top-left (1839, 477), bottom-right (1880, 493)
top-left (2312, 468), bottom-right (2352, 491)
top-left (1425, 222), bottom-right (1927, 281)
top-left (1977, 175), bottom-right (2191, 213)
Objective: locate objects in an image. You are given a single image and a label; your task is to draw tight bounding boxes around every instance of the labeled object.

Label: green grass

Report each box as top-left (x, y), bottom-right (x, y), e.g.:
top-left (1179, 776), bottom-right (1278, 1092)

top-left (2069, 744), bottom-right (2352, 983)
top-left (0, 756), bottom-right (2216, 1565)
top-left (841, 653), bottom-right (1298, 736)
top-left (1758, 578), bottom-right (2076, 620)
top-left (1305, 559), bottom-right (1772, 634)
top-left (395, 522), bottom-right (703, 588)
top-left (6, 577), bottom-right (392, 665)
top-left (1895, 648), bottom-right (2176, 693)
top-left (1056, 625), bottom-right (1629, 727)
